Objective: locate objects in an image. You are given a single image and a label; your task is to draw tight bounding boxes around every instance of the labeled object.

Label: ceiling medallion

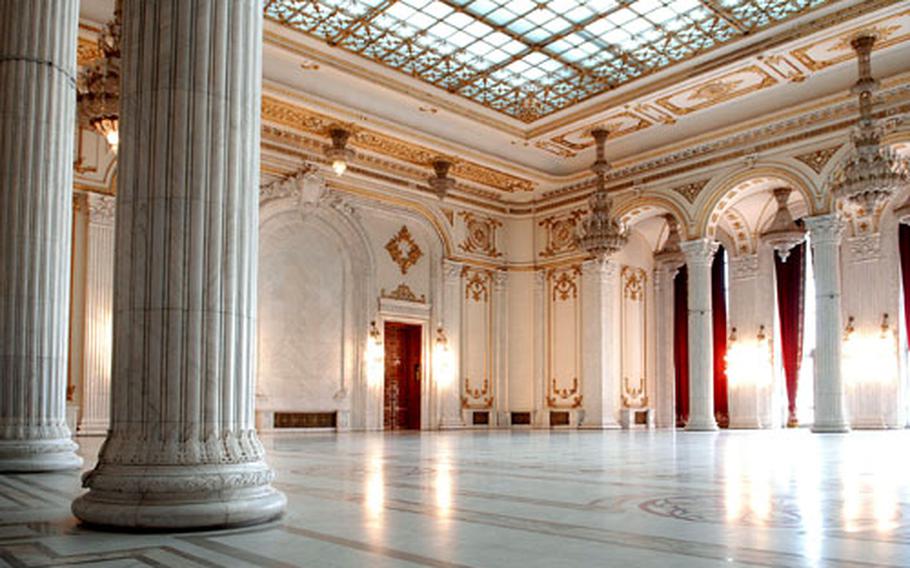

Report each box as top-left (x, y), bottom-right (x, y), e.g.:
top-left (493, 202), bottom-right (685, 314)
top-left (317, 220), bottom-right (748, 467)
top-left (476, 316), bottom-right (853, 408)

top-left (760, 187), bottom-right (806, 262)
top-left (77, 0), bottom-right (121, 153)
top-left (577, 128), bottom-right (628, 260)
top-left (385, 226), bottom-right (423, 275)
top-left (829, 34), bottom-right (910, 214)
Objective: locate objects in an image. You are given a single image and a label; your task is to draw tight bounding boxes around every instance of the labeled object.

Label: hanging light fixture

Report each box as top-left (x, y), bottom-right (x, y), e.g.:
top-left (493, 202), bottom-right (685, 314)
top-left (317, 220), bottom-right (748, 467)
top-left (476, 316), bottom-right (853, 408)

top-left (428, 158), bottom-right (455, 200)
top-left (829, 33), bottom-right (910, 214)
top-left (325, 126), bottom-right (354, 176)
top-left (577, 127), bottom-right (628, 260)
top-left (77, 0), bottom-right (121, 153)
top-left (653, 213), bottom-right (685, 266)
top-left (760, 187), bottom-right (806, 262)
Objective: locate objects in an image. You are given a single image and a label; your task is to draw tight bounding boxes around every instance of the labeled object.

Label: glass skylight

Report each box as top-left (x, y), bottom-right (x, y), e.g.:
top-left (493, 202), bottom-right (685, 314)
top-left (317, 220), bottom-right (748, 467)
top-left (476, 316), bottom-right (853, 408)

top-left (265, 0), bottom-right (836, 122)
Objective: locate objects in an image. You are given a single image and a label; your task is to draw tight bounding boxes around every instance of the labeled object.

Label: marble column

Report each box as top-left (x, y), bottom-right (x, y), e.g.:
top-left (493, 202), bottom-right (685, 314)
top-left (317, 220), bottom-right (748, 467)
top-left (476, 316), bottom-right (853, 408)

top-left (681, 239), bottom-right (719, 431)
top-left (653, 261), bottom-right (681, 428)
top-left (806, 214), bottom-right (850, 433)
top-left (532, 270), bottom-right (547, 427)
top-left (440, 259), bottom-right (464, 429)
top-left (0, 0), bottom-right (82, 472)
top-left (493, 270), bottom-right (509, 426)
top-left (72, 0), bottom-right (285, 529)
top-left (77, 195), bottom-right (116, 435)
top-left (579, 259), bottom-right (620, 429)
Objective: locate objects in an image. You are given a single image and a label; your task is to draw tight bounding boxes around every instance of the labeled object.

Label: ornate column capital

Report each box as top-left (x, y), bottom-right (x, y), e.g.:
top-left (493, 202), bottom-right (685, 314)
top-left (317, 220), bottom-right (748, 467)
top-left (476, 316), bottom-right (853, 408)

top-left (681, 238), bottom-right (719, 267)
top-left (805, 214), bottom-right (846, 246)
top-left (442, 259), bottom-right (463, 282)
top-left (493, 269), bottom-right (508, 292)
top-left (88, 194), bottom-right (116, 226)
top-left (582, 257), bottom-right (618, 280)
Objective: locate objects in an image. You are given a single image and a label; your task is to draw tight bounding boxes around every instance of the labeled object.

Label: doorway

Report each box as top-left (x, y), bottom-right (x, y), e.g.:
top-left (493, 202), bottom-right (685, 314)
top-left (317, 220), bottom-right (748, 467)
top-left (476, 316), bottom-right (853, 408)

top-left (383, 322), bottom-right (422, 430)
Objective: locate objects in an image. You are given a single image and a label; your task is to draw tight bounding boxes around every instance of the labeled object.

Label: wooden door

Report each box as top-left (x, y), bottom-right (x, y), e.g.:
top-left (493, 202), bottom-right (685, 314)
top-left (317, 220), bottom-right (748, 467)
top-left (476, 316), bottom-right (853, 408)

top-left (383, 322), bottom-right (422, 430)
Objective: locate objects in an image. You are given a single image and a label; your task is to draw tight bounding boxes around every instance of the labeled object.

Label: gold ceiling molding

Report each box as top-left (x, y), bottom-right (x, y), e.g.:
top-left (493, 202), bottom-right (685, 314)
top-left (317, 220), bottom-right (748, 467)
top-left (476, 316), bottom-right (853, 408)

top-left (671, 179), bottom-right (711, 204)
top-left (793, 144), bottom-right (844, 174)
top-left (542, 112), bottom-right (653, 158)
top-left (261, 96), bottom-right (534, 193)
top-left (790, 10), bottom-right (910, 71)
top-left (385, 225), bottom-right (423, 275)
top-left (458, 211), bottom-right (502, 259)
top-left (656, 66), bottom-right (778, 116)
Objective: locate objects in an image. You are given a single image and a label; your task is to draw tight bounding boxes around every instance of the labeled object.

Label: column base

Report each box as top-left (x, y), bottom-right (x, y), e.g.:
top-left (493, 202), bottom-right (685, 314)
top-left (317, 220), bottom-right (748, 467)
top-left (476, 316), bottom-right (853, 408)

top-left (685, 419), bottom-right (719, 432)
top-left (77, 420), bottom-right (110, 437)
top-left (811, 423), bottom-right (850, 434)
top-left (72, 461), bottom-right (286, 530)
top-left (0, 438), bottom-right (83, 472)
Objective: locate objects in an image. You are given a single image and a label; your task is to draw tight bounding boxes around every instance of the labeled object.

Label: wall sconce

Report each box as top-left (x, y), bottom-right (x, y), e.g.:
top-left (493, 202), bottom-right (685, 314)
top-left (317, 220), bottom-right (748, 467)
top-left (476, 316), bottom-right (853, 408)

top-left (365, 320), bottom-right (384, 388)
top-left (433, 326), bottom-right (455, 388)
top-left (843, 314), bottom-right (898, 387)
top-left (325, 126), bottom-right (354, 176)
top-left (428, 158), bottom-right (455, 200)
top-left (725, 324), bottom-right (772, 389)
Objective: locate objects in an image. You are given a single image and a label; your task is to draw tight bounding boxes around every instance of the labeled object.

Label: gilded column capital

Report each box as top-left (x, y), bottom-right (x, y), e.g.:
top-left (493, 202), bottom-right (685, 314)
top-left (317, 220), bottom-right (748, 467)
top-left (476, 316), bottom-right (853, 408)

top-left (805, 214), bottom-right (846, 245)
top-left (680, 238), bottom-right (719, 267)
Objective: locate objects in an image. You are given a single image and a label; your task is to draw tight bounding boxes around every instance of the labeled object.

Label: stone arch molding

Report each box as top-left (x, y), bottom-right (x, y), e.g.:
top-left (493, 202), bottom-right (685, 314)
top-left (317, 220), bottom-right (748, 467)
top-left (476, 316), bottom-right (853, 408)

top-left (695, 162), bottom-right (819, 240)
top-left (614, 193), bottom-right (693, 248)
top-left (257, 170), bottom-right (377, 431)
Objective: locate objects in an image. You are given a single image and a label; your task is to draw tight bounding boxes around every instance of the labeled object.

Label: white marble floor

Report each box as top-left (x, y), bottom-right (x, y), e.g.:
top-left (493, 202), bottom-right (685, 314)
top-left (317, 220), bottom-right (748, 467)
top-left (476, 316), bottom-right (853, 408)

top-left (1, 430), bottom-right (909, 567)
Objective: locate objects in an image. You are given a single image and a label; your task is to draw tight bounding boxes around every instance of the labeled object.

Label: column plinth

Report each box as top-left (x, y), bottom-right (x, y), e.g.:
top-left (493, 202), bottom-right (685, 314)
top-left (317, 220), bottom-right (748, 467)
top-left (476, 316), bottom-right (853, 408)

top-left (0, 0), bottom-right (82, 472)
top-left (806, 215), bottom-right (850, 434)
top-left (72, 0), bottom-right (285, 529)
top-left (681, 239), bottom-right (719, 431)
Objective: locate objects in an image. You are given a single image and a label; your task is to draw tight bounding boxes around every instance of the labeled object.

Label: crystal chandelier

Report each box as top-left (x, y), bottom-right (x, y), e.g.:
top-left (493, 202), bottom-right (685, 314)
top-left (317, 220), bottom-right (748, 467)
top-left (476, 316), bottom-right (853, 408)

top-left (760, 187), bottom-right (806, 262)
top-left (77, 0), bottom-right (121, 153)
top-left (653, 213), bottom-right (685, 266)
top-left (577, 128), bottom-right (628, 260)
top-left (829, 34), bottom-right (910, 213)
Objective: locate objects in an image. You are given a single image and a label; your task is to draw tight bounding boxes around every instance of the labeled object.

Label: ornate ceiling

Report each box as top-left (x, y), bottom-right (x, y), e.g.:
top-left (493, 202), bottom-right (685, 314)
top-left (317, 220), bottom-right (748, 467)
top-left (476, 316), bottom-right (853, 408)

top-left (265, 0), bottom-right (837, 122)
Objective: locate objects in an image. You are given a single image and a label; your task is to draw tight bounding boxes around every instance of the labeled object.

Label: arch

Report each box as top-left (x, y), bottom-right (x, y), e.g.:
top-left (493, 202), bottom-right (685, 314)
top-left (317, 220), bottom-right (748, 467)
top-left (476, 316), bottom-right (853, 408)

top-left (614, 193), bottom-right (693, 239)
top-left (695, 163), bottom-right (818, 238)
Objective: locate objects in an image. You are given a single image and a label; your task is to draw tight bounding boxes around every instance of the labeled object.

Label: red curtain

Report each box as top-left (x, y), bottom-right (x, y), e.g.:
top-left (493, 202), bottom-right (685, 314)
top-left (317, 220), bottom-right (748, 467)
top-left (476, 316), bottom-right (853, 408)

top-left (900, 225), bottom-right (910, 350)
top-left (775, 242), bottom-right (806, 427)
top-left (711, 246), bottom-right (729, 427)
top-left (673, 266), bottom-right (689, 427)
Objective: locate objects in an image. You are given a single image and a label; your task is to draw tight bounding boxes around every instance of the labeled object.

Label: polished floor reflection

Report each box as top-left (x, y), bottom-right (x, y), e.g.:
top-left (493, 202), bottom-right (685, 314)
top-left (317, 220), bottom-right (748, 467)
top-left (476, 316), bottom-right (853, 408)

top-left (2, 430), bottom-right (909, 567)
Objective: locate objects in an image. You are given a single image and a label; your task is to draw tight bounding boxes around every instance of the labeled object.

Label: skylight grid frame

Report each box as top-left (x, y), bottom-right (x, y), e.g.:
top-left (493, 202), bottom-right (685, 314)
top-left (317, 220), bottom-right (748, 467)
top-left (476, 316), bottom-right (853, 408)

top-left (265, 0), bottom-right (842, 122)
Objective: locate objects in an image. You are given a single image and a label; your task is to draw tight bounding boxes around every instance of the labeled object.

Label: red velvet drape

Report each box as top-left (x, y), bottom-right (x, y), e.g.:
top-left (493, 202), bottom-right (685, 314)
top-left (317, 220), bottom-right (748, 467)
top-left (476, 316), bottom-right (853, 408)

top-left (775, 242), bottom-right (806, 426)
top-left (711, 246), bottom-right (729, 428)
top-left (900, 225), bottom-right (910, 350)
top-left (673, 266), bottom-right (689, 427)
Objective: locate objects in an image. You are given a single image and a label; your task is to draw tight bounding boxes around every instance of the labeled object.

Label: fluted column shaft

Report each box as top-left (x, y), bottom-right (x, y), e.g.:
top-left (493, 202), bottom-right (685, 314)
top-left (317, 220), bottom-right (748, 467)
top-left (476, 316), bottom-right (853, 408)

top-left (441, 260), bottom-right (464, 429)
top-left (653, 262), bottom-right (680, 428)
top-left (0, 0), bottom-right (82, 471)
top-left (806, 214), bottom-right (850, 433)
top-left (579, 259), bottom-right (620, 429)
top-left (681, 239), bottom-right (719, 431)
top-left (73, 0), bottom-right (285, 529)
top-left (77, 196), bottom-right (116, 435)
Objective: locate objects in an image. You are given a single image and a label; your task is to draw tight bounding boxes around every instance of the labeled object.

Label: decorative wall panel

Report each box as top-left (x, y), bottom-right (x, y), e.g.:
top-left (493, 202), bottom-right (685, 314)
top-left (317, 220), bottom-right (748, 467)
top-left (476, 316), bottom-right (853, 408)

top-left (546, 266), bottom-right (582, 409)
top-left (462, 267), bottom-right (494, 409)
top-left (621, 266), bottom-right (648, 409)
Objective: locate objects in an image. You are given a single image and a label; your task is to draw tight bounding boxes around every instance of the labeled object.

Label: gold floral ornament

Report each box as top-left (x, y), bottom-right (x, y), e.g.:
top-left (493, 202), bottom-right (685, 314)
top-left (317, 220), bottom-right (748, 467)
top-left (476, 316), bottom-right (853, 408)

top-left (385, 226), bottom-right (423, 275)
top-left (458, 212), bottom-right (502, 258)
